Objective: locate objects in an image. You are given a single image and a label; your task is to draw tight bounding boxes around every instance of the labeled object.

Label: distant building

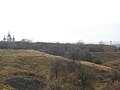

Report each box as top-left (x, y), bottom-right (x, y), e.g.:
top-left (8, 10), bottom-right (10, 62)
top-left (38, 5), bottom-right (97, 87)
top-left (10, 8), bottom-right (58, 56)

top-left (3, 32), bottom-right (15, 42)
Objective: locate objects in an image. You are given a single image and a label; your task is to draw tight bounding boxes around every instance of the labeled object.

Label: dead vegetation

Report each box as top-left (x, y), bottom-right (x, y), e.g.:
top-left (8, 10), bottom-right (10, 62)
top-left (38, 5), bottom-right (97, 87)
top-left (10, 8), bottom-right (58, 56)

top-left (0, 49), bottom-right (119, 90)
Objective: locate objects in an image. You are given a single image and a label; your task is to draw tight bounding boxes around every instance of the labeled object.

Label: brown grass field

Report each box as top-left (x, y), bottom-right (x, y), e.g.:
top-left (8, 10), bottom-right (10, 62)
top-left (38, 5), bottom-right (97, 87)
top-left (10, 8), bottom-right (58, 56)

top-left (0, 49), bottom-right (119, 90)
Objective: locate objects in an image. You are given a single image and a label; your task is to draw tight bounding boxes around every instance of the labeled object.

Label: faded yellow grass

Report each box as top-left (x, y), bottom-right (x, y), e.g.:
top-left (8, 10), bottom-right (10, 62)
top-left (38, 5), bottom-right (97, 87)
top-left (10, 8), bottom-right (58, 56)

top-left (77, 61), bottom-right (112, 72)
top-left (0, 49), bottom-right (72, 89)
top-left (0, 50), bottom-right (54, 80)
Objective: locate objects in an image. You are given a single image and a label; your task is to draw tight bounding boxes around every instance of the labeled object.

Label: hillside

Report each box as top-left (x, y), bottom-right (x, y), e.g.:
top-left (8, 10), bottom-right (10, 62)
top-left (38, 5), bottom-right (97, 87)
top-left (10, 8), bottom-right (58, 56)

top-left (0, 49), bottom-right (73, 90)
top-left (0, 49), bottom-right (118, 90)
top-left (93, 52), bottom-right (120, 63)
top-left (78, 61), bottom-right (112, 72)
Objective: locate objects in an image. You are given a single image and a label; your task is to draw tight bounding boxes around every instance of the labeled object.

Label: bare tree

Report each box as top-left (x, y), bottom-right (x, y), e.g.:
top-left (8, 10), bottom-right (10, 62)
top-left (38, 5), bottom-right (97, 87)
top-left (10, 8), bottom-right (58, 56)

top-left (48, 60), bottom-right (68, 90)
top-left (74, 65), bottom-right (95, 90)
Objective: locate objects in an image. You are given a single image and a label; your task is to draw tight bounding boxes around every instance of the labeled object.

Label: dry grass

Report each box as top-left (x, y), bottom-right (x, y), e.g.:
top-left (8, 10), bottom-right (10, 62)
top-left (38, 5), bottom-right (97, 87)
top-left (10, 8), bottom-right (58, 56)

top-left (93, 52), bottom-right (120, 63)
top-left (77, 61), bottom-right (112, 73)
top-left (0, 49), bottom-right (75, 90)
top-left (101, 81), bottom-right (120, 90)
top-left (104, 60), bottom-right (120, 72)
top-left (0, 49), bottom-right (119, 90)
top-left (93, 52), bottom-right (120, 72)
top-left (0, 49), bottom-right (56, 89)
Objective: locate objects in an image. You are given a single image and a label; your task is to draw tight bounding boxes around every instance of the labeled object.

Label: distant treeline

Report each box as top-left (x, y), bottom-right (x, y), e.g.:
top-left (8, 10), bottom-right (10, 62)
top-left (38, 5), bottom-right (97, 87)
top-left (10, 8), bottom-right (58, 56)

top-left (0, 41), bottom-right (118, 63)
top-left (0, 41), bottom-right (117, 52)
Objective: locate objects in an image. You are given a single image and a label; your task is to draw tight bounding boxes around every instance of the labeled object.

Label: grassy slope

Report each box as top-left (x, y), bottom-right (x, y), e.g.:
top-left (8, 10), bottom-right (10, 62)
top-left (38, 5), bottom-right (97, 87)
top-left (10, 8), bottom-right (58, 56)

top-left (0, 50), bottom-right (52, 79)
top-left (0, 49), bottom-right (117, 90)
top-left (93, 52), bottom-right (120, 71)
top-left (93, 52), bottom-right (120, 63)
top-left (0, 49), bottom-right (71, 89)
top-left (78, 61), bottom-right (112, 72)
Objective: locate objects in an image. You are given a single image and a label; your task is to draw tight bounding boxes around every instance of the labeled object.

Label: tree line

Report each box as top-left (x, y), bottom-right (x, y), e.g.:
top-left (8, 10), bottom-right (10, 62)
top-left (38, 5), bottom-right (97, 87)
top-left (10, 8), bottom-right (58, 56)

top-left (0, 41), bottom-right (117, 63)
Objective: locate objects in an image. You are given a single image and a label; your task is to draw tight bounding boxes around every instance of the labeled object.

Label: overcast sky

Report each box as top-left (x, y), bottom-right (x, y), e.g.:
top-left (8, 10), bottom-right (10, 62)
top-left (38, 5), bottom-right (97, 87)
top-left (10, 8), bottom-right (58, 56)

top-left (0, 0), bottom-right (120, 43)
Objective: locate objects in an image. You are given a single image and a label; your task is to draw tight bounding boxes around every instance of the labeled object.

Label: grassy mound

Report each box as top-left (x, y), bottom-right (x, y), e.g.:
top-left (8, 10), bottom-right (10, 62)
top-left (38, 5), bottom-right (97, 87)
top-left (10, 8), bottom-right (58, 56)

top-left (0, 49), bottom-right (55, 89)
